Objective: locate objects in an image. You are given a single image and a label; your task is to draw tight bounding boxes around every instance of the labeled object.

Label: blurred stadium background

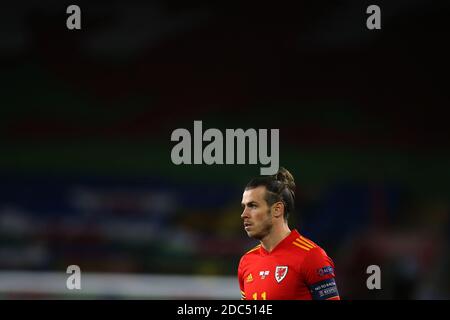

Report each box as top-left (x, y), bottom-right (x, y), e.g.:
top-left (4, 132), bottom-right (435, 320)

top-left (0, 0), bottom-right (449, 299)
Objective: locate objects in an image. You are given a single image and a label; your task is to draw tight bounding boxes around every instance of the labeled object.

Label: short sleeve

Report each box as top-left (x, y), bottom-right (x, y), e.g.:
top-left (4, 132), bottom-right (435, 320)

top-left (302, 247), bottom-right (340, 300)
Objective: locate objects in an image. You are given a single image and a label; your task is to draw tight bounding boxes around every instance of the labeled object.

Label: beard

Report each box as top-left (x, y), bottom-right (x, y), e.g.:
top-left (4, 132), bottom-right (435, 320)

top-left (248, 209), bottom-right (273, 240)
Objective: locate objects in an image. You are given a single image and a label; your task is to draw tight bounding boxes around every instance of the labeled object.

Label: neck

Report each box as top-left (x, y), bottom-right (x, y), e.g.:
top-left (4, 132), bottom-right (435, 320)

top-left (261, 223), bottom-right (291, 252)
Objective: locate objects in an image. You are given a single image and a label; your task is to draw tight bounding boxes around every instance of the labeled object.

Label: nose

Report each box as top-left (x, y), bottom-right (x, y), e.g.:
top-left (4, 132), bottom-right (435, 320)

top-left (241, 207), bottom-right (249, 219)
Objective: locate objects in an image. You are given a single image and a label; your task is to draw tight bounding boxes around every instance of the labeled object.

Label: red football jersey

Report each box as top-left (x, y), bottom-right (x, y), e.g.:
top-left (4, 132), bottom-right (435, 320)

top-left (238, 229), bottom-right (340, 300)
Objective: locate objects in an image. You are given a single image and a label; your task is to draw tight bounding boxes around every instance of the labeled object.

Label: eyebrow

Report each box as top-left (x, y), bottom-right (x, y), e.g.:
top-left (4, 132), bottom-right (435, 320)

top-left (241, 201), bottom-right (257, 207)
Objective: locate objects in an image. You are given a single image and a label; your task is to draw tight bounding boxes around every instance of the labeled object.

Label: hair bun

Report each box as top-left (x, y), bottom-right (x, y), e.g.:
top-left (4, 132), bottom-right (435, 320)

top-left (274, 167), bottom-right (296, 192)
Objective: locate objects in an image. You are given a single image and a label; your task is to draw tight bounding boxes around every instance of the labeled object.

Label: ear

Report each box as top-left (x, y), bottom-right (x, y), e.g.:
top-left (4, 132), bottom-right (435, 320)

top-left (272, 202), bottom-right (284, 219)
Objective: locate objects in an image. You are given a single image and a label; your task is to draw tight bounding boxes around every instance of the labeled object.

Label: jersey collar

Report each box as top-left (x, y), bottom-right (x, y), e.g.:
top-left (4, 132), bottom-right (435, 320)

top-left (260, 229), bottom-right (300, 255)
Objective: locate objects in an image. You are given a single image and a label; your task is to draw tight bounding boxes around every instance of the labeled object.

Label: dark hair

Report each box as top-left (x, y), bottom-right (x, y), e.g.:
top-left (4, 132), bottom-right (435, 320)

top-left (245, 167), bottom-right (296, 220)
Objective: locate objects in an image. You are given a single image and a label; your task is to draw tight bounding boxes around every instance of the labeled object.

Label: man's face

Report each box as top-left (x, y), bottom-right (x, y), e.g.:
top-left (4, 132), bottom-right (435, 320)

top-left (241, 186), bottom-right (273, 240)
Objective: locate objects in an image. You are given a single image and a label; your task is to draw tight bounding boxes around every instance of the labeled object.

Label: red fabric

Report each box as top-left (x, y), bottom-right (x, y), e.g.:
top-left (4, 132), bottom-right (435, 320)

top-left (238, 229), bottom-right (340, 300)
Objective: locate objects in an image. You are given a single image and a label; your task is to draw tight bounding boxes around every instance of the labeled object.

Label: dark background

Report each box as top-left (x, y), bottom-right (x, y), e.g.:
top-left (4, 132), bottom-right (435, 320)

top-left (0, 0), bottom-right (449, 299)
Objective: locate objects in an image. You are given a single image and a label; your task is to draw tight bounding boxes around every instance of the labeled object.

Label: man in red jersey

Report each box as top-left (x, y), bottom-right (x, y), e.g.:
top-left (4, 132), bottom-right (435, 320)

top-left (238, 167), bottom-right (340, 300)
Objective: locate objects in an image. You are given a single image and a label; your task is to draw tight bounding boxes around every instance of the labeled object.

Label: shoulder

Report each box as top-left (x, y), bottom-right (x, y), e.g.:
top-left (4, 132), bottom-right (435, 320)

top-left (242, 244), bottom-right (261, 257)
top-left (295, 237), bottom-right (336, 279)
top-left (290, 234), bottom-right (323, 255)
top-left (239, 244), bottom-right (261, 264)
top-left (290, 234), bottom-right (333, 267)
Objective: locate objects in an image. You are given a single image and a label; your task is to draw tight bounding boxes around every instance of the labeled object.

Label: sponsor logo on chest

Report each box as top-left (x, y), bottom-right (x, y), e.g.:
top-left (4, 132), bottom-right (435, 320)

top-left (259, 270), bottom-right (270, 279)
